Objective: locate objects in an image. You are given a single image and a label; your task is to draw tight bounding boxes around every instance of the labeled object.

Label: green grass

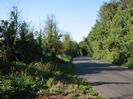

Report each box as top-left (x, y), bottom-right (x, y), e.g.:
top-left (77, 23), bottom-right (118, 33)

top-left (0, 55), bottom-right (100, 99)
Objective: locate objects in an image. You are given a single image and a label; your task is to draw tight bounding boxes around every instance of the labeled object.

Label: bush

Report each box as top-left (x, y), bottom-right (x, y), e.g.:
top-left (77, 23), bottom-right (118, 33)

top-left (125, 58), bottom-right (133, 69)
top-left (11, 73), bottom-right (34, 91)
top-left (0, 76), bottom-right (12, 93)
top-left (46, 78), bottom-right (57, 88)
top-left (28, 62), bottom-right (58, 79)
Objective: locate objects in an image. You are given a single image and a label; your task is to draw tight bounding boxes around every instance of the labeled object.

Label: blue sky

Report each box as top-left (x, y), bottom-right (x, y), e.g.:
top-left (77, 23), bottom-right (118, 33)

top-left (0, 0), bottom-right (110, 42)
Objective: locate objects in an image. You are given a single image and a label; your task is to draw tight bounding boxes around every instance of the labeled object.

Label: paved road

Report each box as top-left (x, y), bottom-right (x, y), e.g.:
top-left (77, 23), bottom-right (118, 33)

top-left (73, 57), bottom-right (133, 99)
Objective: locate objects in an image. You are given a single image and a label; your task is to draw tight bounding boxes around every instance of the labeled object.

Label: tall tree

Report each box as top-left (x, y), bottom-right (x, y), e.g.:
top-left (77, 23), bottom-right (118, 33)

top-left (0, 7), bottom-right (20, 66)
top-left (42, 15), bottom-right (62, 56)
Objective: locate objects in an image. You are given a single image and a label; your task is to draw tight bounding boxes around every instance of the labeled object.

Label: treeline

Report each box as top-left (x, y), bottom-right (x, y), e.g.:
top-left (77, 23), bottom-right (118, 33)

top-left (83, 0), bottom-right (133, 68)
top-left (0, 7), bottom-right (84, 98)
top-left (0, 7), bottom-right (79, 69)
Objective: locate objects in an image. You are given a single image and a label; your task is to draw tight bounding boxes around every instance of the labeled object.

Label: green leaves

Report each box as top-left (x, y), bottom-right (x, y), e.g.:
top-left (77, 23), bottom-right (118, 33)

top-left (62, 33), bottom-right (79, 57)
top-left (42, 15), bottom-right (63, 56)
top-left (85, 0), bottom-right (133, 66)
top-left (0, 76), bottom-right (12, 93)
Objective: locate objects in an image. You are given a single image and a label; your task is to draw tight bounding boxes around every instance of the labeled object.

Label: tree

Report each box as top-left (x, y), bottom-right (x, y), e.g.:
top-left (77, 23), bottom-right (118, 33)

top-left (0, 7), bottom-right (20, 67)
top-left (79, 41), bottom-right (88, 56)
top-left (16, 22), bottom-right (42, 63)
top-left (85, 0), bottom-right (133, 65)
top-left (62, 33), bottom-right (79, 57)
top-left (63, 33), bottom-right (71, 54)
top-left (42, 15), bottom-right (63, 56)
top-left (0, 7), bottom-right (43, 65)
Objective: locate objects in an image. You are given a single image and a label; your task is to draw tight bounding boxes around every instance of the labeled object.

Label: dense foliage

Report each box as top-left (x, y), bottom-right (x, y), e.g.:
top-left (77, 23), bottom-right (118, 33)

top-left (0, 7), bottom-right (100, 98)
top-left (63, 33), bottom-right (79, 57)
top-left (0, 7), bottom-right (79, 68)
top-left (84, 0), bottom-right (133, 68)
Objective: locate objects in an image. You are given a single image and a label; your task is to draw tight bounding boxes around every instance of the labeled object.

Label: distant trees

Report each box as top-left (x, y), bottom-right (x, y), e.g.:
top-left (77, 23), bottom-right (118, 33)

top-left (79, 41), bottom-right (88, 56)
top-left (62, 33), bottom-right (79, 57)
top-left (84, 0), bottom-right (133, 67)
top-left (41, 16), bottom-right (79, 58)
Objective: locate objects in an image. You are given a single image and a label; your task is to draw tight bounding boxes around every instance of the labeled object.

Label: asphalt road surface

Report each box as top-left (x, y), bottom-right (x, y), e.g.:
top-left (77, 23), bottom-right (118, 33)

top-left (73, 57), bottom-right (133, 99)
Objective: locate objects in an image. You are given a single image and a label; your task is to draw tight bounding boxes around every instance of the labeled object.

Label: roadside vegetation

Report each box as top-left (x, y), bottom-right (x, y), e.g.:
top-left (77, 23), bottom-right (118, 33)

top-left (0, 7), bottom-right (100, 99)
top-left (81, 0), bottom-right (133, 69)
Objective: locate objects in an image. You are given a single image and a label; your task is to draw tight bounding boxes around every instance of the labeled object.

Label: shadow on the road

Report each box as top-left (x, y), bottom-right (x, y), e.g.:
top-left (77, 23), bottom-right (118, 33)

top-left (74, 58), bottom-right (129, 75)
top-left (90, 81), bottom-right (132, 86)
top-left (110, 94), bottom-right (133, 99)
top-left (73, 57), bottom-right (133, 99)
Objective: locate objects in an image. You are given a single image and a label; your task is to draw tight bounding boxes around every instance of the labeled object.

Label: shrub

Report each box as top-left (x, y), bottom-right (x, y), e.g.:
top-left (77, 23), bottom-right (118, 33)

top-left (28, 62), bottom-right (57, 79)
top-left (0, 76), bottom-right (12, 93)
top-left (125, 58), bottom-right (133, 69)
top-left (46, 78), bottom-right (57, 88)
top-left (11, 73), bottom-right (34, 91)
